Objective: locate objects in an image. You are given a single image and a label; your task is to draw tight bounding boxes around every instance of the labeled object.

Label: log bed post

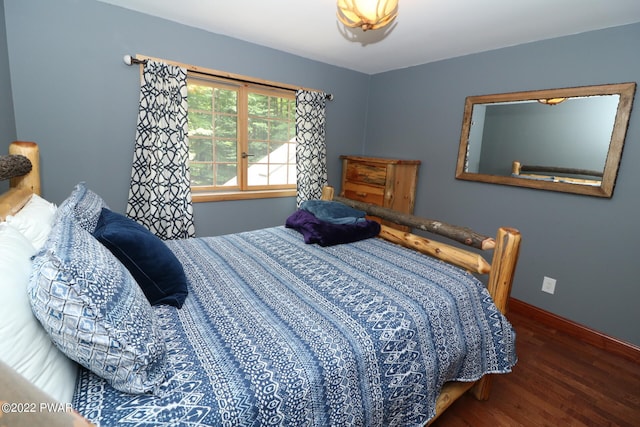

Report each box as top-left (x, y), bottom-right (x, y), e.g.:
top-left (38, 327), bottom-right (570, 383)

top-left (471, 226), bottom-right (521, 401)
top-left (9, 141), bottom-right (41, 195)
top-left (0, 141), bottom-right (41, 220)
top-left (485, 226), bottom-right (522, 315)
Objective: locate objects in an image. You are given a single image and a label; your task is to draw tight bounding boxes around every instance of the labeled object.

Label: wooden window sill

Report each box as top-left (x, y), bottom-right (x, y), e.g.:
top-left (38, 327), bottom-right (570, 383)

top-left (192, 189), bottom-right (296, 202)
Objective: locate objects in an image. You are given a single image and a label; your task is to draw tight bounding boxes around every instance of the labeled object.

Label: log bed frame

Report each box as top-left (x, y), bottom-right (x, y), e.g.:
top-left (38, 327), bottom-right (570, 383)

top-left (0, 141), bottom-right (521, 425)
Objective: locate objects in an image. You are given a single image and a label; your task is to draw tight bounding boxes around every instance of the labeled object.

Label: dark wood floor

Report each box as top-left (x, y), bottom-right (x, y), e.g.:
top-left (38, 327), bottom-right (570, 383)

top-left (431, 310), bottom-right (640, 427)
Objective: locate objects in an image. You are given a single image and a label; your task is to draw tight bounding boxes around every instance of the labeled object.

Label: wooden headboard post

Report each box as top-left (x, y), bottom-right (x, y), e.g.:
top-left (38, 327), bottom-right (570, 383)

top-left (0, 141), bottom-right (41, 220)
top-left (9, 141), bottom-right (41, 195)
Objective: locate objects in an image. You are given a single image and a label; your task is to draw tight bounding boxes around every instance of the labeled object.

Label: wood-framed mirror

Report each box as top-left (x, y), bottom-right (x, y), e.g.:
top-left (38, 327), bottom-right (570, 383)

top-left (455, 82), bottom-right (636, 197)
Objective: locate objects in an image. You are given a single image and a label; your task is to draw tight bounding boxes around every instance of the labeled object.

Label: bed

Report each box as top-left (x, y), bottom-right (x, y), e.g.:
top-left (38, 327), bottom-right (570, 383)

top-left (0, 141), bottom-right (521, 426)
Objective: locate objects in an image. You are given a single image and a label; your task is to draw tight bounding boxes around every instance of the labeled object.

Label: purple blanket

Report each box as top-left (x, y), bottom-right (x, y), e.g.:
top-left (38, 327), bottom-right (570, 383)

top-left (285, 209), bottom-right (381, 246)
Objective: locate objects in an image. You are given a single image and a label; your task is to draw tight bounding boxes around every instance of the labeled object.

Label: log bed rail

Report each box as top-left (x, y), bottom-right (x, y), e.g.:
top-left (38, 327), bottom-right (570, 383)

top-left (1, 142), bottom-right (521, 426)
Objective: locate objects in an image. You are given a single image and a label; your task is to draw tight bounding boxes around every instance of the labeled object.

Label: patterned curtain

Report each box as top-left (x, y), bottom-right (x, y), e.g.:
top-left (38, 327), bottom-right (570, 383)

top-left (126, 60), bottom-right (196, 240)
top-left (295, 90), bottom-right (328, 207)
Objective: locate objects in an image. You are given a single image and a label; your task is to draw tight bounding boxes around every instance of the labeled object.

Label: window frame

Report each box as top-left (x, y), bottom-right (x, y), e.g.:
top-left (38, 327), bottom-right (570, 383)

top-left (187, 75), bottom-right (298, 203)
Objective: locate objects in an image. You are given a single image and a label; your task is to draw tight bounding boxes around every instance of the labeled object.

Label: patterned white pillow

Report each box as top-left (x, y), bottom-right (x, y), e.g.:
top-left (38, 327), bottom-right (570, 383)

top-left (0, 223), bottom-right (77, 403)
top-left (56, 182), bottom-right (109, 233)
top-left (28, 212), bottom-right (168, 394)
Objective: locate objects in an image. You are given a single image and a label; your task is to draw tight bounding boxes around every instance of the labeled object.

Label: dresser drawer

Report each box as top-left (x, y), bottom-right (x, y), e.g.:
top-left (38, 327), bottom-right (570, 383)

top-left (342, 181), bottom-right (384, 205)
top-left (344, 161), bottom-right (387, 187)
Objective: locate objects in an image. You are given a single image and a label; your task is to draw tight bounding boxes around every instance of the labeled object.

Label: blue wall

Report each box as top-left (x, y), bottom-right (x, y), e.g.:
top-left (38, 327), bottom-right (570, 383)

top-left (3, 0), bottom-right (639, 346)
top-left (0, 0), bottom-right (16, 194)
top-left (2, 0), bottom-right (369, 236)
top-left (366, 24), bottom-right (640, 346)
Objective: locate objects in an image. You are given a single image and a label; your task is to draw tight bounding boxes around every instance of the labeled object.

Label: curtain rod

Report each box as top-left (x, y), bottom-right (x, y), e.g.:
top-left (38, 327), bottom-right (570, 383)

top-left (123, 54), bottom-right (333, 100)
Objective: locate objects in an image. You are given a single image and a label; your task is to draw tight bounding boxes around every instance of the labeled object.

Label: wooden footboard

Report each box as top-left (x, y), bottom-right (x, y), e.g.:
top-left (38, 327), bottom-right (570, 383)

top-left (321, 185), bottom-right (521, 423)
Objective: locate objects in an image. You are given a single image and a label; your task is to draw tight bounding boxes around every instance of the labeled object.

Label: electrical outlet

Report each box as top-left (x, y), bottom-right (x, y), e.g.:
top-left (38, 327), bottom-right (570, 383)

top-left (541, 276), bottom-right (556, 294)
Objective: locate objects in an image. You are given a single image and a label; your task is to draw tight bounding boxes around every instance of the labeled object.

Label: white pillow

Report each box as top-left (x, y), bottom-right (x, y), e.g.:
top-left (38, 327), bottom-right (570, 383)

top-left (0, 223), bottom-right (77, 403)
top-left (5, 194), bottom-right (57, 250)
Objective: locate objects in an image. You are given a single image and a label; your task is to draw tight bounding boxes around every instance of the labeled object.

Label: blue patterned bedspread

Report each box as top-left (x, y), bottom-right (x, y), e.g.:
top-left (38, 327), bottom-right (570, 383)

top-left (72, 226), bottom-right (516, 426)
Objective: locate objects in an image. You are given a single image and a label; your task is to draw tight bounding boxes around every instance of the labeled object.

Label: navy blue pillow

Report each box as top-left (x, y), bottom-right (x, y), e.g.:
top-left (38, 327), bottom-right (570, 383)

top-left (92, 208), bottom-right (188, 308)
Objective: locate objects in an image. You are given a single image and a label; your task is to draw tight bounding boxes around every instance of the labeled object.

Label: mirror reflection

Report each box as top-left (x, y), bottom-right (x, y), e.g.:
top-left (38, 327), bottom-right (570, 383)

top-left (456, 82), bottom-right (636, 197)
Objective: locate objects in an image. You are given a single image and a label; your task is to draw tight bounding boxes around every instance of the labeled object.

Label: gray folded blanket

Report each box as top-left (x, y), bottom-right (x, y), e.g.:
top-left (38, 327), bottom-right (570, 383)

top-left (300, 200), bottom-right (366, 224)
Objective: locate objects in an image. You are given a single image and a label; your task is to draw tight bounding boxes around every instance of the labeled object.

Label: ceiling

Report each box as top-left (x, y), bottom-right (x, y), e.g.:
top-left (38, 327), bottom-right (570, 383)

top-left (98, 0), bottom-right (640, 74)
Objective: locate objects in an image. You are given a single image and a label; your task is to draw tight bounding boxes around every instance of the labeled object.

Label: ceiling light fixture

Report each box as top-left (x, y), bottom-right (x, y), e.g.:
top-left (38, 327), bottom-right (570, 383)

top-left (337, 0), bottom-right (399, 31)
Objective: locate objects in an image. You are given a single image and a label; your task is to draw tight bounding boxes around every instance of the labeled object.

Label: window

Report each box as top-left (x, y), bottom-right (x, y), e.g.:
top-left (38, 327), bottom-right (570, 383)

top-left (187, 75), bottom-right (297, 201)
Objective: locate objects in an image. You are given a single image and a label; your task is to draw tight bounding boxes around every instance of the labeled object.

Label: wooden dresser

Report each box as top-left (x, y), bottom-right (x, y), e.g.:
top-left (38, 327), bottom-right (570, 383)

top-left (339, 155), bottom-right (421, 230)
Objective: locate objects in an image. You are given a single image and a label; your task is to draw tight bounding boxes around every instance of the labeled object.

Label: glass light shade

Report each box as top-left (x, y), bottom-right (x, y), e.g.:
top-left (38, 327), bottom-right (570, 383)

top-left (538, 97), bottom-right (568, 105)
top-left (337, 0), bottom-right (399, 31)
